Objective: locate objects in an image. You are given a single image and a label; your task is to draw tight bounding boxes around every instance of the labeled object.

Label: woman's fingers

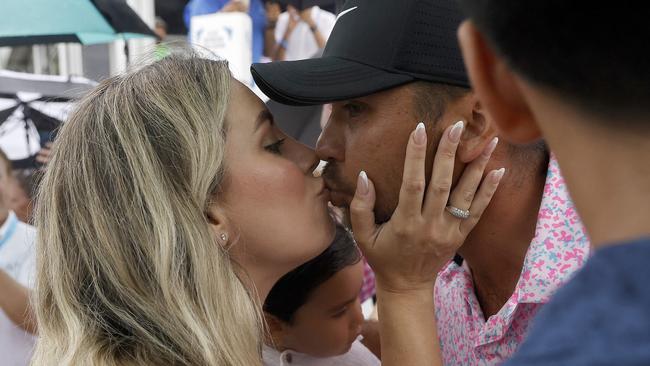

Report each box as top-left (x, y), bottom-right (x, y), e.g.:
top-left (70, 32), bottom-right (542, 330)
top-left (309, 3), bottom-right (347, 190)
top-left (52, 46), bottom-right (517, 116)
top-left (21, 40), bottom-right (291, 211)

top-left (423, 121), bottom-right (464, 216)
top-left (459, 168), bottom-right (505, 234)
top-left (395, 122), bottom-right (429, 218)
top-left (446, 137), bottom-right (498, 212)
top-left (350, 171), bottom-right (379, 250)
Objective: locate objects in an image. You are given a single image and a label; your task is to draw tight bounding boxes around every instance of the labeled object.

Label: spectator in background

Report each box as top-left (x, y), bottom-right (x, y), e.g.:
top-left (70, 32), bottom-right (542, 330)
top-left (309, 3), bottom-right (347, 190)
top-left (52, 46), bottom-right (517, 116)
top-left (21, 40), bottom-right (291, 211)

top-left (154, 16), bottom-right (171, 60)
top-left (9, 168), bottom-right (43, 225)
top-left (2, 142), bottom-right (52, 225)
top-left (184, 0), bottom-right (267, 63)
top-left (0, 149), bottom-right (37, 366)
top-left (154, 16), bottom-right (169, 42)
top-left (266, 2), bottom-right (335, 61)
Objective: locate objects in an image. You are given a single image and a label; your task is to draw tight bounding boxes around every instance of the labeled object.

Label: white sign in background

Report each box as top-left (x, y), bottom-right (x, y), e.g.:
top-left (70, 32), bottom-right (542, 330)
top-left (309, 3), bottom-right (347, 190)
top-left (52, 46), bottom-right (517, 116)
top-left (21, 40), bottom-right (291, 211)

top-left (190, 12), bottom-right (254, 87)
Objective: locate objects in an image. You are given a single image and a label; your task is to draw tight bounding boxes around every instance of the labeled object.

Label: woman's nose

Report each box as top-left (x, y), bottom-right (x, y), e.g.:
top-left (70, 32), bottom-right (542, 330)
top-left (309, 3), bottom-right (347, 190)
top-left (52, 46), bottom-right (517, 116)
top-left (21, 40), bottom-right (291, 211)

top-left (286, 137), bottom-right (320, 174)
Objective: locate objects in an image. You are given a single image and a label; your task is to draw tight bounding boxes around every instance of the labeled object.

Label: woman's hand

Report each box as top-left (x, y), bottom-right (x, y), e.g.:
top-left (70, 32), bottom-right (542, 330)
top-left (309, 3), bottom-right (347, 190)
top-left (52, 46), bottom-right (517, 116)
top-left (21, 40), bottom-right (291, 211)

top-left (350, 120), bottom-right (503, 294)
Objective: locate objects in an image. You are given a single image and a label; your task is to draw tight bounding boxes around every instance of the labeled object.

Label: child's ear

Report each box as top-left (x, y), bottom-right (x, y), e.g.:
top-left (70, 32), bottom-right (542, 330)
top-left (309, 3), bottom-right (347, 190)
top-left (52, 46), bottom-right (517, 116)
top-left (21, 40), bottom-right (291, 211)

top-left (264, 313), bottom-right (290, 345)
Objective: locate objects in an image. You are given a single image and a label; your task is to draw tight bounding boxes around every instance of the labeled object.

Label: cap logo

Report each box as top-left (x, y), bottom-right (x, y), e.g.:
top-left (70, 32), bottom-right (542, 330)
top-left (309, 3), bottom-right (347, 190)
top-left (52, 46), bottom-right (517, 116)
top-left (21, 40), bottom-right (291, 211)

top-left (335, 6), bottom-right (358, 24)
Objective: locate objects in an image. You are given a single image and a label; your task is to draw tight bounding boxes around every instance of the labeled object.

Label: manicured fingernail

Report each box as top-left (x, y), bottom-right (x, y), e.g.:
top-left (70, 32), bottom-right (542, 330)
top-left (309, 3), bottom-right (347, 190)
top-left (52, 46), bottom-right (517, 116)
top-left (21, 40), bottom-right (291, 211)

top-left (414, 122), bottom-right (426, 145)
top-left (482, 137), bottom-right (499, 158)
top-left (492, 168), bottom-right (506, 183)
top-left (357, 171), bottom-right (369, 195)
top-left (448, 120), bottom-right (464, 143)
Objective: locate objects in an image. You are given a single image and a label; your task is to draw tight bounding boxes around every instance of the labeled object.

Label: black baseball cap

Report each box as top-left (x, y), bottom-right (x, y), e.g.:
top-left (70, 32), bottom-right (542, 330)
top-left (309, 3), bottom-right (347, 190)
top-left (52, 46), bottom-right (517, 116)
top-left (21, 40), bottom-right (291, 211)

top-left (251, 0), bottom-right (469, 106)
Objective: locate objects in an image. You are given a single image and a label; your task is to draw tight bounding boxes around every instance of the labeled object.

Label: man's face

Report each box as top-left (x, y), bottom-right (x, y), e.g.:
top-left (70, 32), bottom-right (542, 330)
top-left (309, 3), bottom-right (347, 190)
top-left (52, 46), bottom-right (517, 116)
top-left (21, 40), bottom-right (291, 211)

top-left (317, 84), bottom-right (446, 223)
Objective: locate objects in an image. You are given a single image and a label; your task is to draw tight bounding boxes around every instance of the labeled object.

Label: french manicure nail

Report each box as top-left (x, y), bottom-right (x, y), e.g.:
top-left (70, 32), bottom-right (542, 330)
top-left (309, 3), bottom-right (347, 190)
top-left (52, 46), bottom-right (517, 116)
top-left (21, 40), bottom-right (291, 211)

top-left (414, 122), bottom-right (427, 145)
top-left (358, 171), bottom-right (369, 195)
top-left (493, 168), bottom-right (506, 183)
top-left (483, 137), bottom-right (499, 158)
top-left (449, 120), bottom-right (464, 143)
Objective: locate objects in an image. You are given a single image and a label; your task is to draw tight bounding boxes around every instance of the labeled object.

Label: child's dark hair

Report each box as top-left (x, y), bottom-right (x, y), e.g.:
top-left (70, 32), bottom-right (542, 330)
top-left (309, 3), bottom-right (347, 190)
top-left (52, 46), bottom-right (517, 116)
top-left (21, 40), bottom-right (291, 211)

top-left (263, 224), bottom-right (362, 324)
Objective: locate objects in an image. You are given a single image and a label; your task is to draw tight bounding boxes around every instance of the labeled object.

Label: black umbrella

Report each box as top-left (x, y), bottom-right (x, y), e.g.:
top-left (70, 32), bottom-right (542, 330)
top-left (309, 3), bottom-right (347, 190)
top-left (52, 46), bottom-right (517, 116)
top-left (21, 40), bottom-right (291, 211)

top-left (0, 0), bottom-right (155, 47)
top-left (0, 70), bottom-right (96, 168)
top-left (91, 0), bottom-right (157, 61)
top-left (91, 0), bottom-right (157, 38)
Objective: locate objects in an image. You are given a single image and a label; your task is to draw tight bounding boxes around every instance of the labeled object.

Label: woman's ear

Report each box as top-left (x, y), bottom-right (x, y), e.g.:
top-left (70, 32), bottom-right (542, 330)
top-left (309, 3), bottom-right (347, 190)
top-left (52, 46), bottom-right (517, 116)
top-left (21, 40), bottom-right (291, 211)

top-left (206, 203), bottom-right (231, 248)
top-left (456, 93), bottom-right (498, 163)
top-left (458, 20), bottom-right (542, 144)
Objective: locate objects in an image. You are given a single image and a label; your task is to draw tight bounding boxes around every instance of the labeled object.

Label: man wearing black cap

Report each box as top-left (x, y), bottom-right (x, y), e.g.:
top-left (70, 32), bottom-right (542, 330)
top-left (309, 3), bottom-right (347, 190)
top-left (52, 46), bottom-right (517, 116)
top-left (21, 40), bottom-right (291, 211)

top-left (252, 0), bottom-right (590, 364)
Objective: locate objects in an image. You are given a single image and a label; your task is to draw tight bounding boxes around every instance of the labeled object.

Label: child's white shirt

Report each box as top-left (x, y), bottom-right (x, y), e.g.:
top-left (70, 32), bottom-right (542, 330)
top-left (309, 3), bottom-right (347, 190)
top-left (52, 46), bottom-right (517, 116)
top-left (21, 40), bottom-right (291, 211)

top-left (262, 337), bottom-right (380, 366)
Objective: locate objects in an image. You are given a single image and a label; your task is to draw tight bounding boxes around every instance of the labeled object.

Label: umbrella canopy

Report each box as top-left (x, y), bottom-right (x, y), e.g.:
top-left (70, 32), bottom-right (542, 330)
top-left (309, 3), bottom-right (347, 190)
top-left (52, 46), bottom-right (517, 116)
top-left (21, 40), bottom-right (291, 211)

top-left (91, 0), bottom-right (157, 39)
top-left (0, 70), bottom-right (96, 167)
top-left (0, 69), bottom-right (97, 98)
top-left (0, 0), bottom-right (155, 47)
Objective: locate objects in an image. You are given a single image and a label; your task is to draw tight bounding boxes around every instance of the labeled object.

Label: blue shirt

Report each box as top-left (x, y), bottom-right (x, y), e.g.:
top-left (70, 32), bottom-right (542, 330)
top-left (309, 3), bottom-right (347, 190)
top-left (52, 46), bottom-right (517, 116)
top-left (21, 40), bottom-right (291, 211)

top-left (184, 0), bottom-right (267, 63)
top-left (504, 237), bottom-right (650, 365)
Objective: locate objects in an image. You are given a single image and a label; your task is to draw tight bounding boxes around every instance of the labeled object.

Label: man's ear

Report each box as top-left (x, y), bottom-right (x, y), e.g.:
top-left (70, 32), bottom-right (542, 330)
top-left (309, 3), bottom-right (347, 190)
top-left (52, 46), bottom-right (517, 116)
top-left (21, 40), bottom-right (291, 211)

top-left (457, 20), bottom-right (542, 144)
top-left (456, 93), bottom-right (497, 163)
top-left (206, 203), bottom-right (231, 248)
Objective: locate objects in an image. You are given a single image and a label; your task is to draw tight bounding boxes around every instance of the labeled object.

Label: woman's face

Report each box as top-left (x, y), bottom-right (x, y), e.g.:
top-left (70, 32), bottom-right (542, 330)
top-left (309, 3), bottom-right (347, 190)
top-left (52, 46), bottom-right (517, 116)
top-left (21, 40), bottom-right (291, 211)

top-left (219, 81), bottom-right (335, 297)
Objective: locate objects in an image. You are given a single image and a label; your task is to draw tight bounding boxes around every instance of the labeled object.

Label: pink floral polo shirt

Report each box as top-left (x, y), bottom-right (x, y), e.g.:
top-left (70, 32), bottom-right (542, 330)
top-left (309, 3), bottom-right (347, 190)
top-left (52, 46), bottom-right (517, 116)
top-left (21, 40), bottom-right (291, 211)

top-left (434, 157), bottom-right (590, 366)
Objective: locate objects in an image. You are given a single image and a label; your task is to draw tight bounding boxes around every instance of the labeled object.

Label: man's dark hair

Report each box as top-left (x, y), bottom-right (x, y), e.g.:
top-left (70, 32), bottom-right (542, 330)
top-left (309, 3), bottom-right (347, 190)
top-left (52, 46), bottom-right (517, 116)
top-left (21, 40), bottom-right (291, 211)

top-left (458, 0), bottom-right (649, 122)
top-left (410, 81), bottom-right (470, 124)
top-left (263, 224), bottom-right (362, 324)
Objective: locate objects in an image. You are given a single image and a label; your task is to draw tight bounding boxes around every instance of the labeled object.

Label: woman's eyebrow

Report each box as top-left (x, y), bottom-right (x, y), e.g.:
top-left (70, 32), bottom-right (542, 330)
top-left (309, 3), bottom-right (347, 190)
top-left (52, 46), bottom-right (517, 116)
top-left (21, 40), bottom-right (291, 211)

top-left (253, 110), bottom-right (274, 132)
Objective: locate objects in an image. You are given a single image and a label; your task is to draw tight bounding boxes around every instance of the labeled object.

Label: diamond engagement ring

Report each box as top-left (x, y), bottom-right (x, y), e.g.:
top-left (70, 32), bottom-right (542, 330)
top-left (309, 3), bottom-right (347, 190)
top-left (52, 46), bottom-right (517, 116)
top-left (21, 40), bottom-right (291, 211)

top-left (445, 205), bottom-right (470, 219)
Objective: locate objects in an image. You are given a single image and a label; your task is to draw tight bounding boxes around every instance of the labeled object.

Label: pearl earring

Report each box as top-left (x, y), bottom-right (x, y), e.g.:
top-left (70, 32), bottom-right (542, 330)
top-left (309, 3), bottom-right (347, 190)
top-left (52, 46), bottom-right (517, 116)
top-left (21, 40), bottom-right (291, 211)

top-left (220, 233), bottom-right (228, 242)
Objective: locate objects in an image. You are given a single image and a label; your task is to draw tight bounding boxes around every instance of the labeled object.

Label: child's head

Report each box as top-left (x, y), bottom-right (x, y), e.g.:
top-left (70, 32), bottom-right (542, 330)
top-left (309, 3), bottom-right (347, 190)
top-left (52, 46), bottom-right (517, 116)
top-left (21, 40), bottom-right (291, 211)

top-left (264, 224), bottom-right (365, 357)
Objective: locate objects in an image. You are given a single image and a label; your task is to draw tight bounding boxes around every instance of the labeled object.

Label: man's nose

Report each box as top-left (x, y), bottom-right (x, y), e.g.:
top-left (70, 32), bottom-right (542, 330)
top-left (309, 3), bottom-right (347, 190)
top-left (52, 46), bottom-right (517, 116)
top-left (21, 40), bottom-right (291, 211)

top-left (316, 120), bottom-right (344, 162)
top-left (284, 136), bottom-right (320, 174)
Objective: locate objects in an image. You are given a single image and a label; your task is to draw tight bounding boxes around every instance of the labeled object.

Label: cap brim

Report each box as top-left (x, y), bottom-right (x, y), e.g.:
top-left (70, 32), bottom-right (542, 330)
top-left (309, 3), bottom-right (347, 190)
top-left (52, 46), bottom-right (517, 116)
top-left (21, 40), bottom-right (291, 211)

top-left (251, 57), bottom-right (415, 106)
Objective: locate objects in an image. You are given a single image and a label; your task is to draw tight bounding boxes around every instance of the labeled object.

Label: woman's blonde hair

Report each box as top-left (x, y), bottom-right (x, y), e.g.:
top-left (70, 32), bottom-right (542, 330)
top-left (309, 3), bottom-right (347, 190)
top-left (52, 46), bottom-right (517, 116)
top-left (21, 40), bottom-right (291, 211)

top-left (32, 53), bottom-right (263, 365)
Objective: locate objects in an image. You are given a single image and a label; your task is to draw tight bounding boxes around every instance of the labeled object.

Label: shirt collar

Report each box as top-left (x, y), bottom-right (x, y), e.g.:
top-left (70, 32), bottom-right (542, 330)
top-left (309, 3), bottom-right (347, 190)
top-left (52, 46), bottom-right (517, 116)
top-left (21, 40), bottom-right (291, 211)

top-left (442, 156), bottom-right (591, 347)
top-left (0, 211), bottom-right (17, 237)
top-left (262, 336), bottom-right (365, 366)
top-left (514, 155), bottom-right (590, 304)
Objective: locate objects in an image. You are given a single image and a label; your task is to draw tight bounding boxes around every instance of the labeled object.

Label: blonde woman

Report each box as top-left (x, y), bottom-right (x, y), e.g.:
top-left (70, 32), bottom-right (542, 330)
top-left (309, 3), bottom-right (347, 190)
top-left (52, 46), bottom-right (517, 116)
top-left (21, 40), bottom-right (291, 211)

top-left (32, 52), bottom-right (500, 366)
top-left (33, 53), bottom-right (334, 366)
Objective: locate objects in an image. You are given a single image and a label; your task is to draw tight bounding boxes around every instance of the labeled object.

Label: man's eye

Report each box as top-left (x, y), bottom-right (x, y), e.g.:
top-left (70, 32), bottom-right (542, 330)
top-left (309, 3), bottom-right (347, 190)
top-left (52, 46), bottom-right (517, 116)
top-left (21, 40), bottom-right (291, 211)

top-left (344, 103), bottom-right (364, 117)
top-left (264, 138), bottom-right (285, 155)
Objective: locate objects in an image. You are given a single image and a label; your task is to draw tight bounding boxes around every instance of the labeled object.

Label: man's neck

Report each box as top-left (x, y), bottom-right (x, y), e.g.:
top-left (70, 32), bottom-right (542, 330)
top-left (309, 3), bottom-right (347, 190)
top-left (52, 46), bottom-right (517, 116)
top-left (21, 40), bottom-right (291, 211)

top-left (518, 83), bottom-right (650, 248)
top-left (458, 150), bottom-right (547, 318)
top-left (542, 124), bottom-right (649, 248)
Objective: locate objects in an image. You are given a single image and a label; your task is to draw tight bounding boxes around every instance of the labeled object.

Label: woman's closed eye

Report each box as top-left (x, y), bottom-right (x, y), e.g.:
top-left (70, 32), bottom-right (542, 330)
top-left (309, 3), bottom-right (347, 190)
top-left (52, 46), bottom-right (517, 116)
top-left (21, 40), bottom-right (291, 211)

top-left (264, 138), bottom-right (286, 155)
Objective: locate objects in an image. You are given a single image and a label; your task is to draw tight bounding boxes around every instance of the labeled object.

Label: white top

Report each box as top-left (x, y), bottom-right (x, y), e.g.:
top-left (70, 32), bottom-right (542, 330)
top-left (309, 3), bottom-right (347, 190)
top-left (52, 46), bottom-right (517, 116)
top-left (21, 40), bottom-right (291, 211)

top-left (262, 338), bottom-right (380, 366)
top-left (275, 6), bottom-right (336, 61)
top-left (0, 211), bottom-right (37, 366)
